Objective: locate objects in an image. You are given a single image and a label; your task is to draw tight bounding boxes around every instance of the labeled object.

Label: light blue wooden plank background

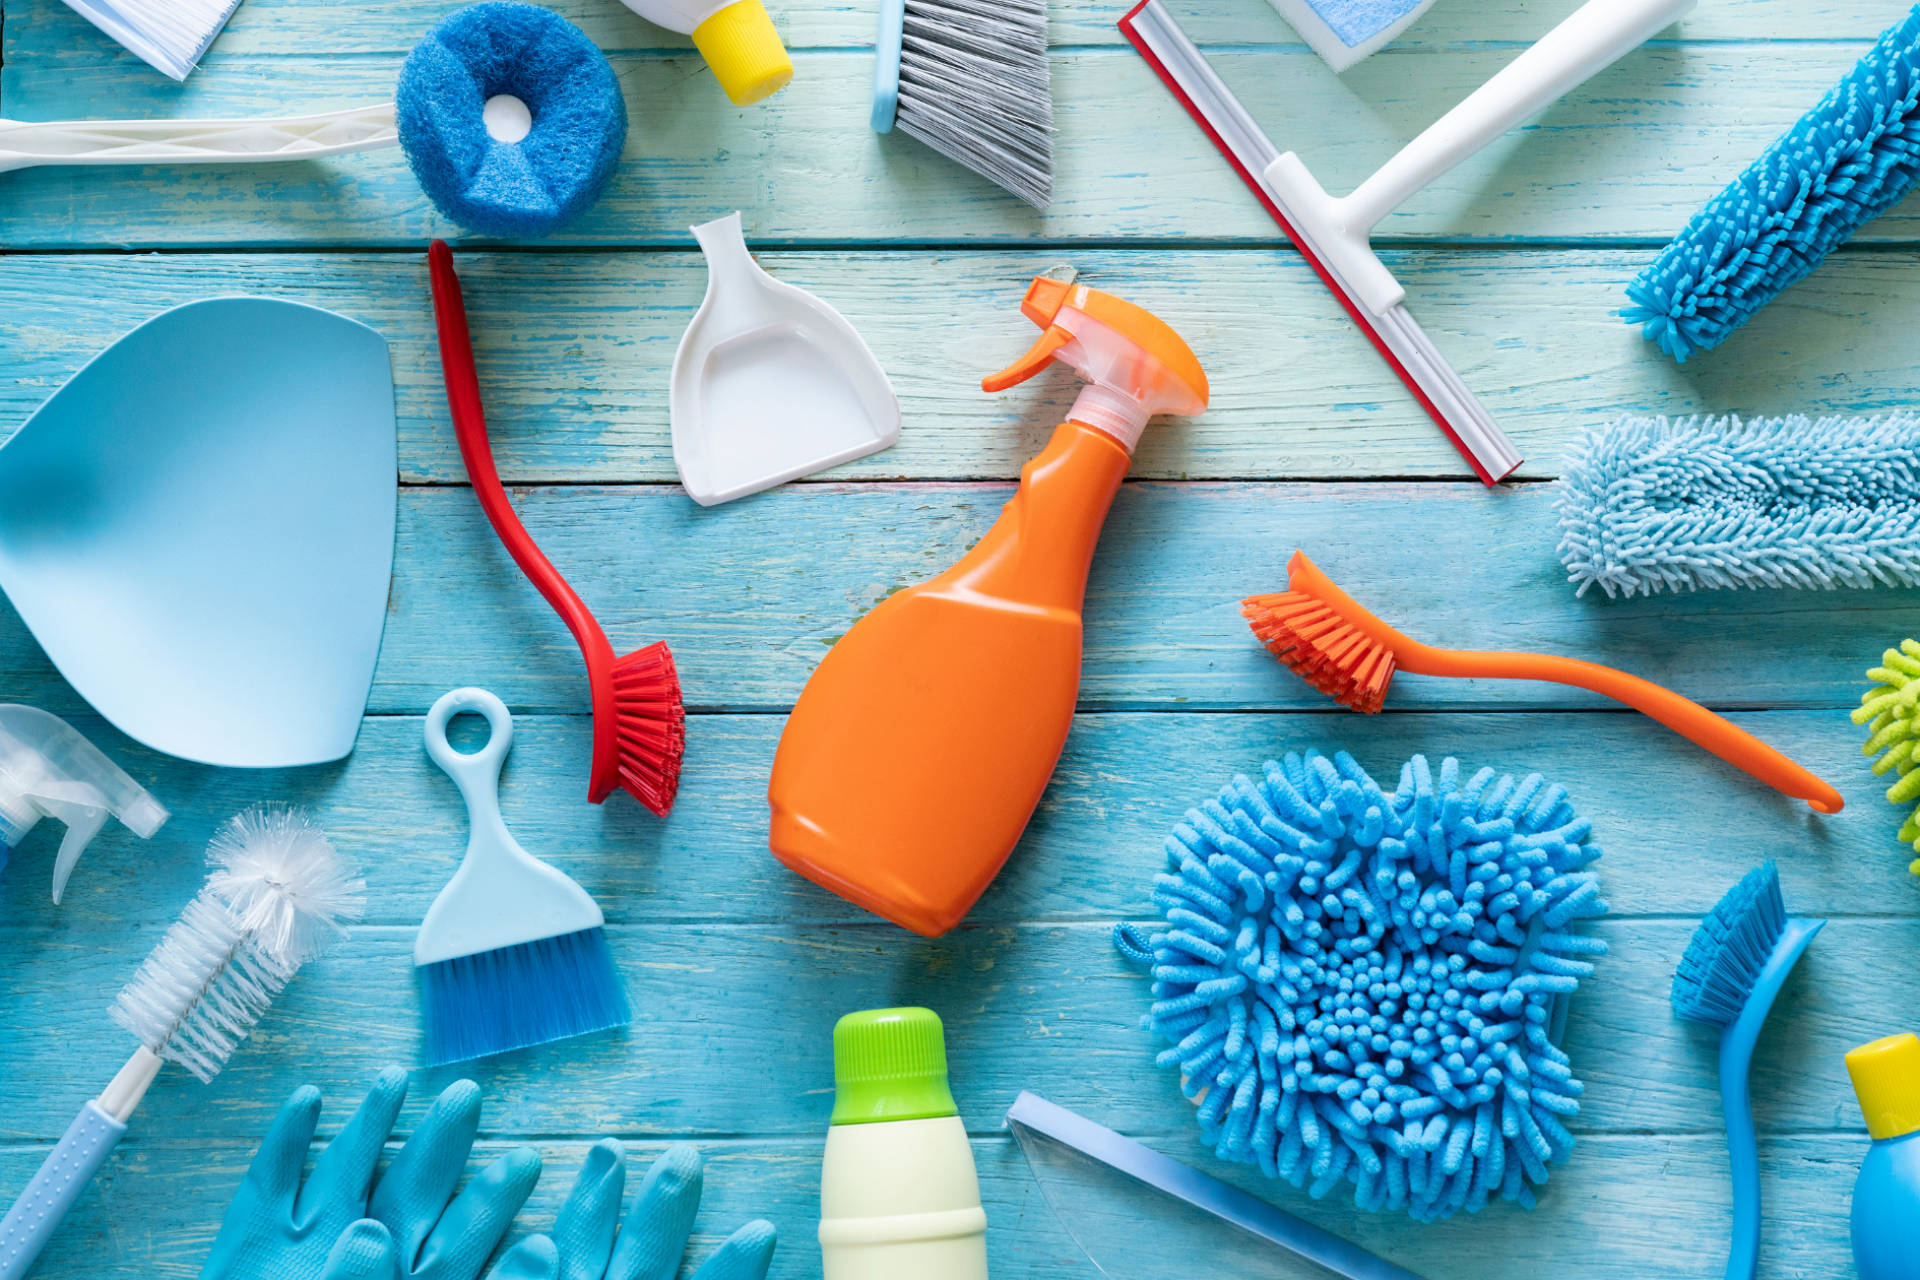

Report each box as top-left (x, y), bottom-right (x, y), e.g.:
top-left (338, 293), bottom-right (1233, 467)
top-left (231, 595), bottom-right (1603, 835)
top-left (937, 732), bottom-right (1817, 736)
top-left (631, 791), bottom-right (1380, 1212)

top-left (1, 0), bottom-right (1916, 1276)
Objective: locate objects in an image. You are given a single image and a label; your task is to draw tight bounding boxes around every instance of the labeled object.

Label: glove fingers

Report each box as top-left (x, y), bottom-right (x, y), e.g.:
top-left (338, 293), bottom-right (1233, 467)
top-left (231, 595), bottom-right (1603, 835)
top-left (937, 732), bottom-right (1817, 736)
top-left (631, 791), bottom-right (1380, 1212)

top-left (552, 1139), bottom-right (625, 1280)
top-left (369, 1079), bottom-right (483, 1267)
top-left (322, 1218), bottom-right (403, 1280)
top-left (412, 1146), bottom-right (543, 1280)
top-left (689, 1221), bottom-right (776, 1280)
top-left (299, 1067), bottom-right (409, 1228)
top-left (484, 1235), bottom-right (560, 1280)
top-left (607, 1145), bottom-right (703, 1280)
top-left (245, 1084), bottom-right (323, 1212)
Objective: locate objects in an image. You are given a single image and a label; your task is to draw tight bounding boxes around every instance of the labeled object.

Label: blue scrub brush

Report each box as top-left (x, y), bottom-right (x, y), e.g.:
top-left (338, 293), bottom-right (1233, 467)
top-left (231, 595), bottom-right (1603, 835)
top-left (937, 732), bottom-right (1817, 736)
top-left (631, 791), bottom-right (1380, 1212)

top-left (1625, 6), bottom-right (1920, 360)
top-left (1115, 751), bottom-right (1609, 1221)
top-left (417, 687), bottom-right (630, 1065)
top-left (1670, 863), bottom-right (1825, 1280)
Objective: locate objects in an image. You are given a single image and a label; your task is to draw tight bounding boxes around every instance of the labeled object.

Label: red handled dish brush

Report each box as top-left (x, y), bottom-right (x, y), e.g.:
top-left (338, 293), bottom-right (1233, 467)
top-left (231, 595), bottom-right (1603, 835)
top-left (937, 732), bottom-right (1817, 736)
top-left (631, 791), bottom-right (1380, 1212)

top-left (429, 241), bottom-right (684, 815)
top-left (1244, 550), bottom-right (1843, 813)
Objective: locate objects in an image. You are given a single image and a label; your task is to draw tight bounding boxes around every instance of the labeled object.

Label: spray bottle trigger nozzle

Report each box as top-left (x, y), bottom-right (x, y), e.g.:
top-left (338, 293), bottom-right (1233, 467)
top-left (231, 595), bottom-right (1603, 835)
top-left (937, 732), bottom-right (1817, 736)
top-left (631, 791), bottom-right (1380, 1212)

top-left (982, 325), bottom-right (1074, 393)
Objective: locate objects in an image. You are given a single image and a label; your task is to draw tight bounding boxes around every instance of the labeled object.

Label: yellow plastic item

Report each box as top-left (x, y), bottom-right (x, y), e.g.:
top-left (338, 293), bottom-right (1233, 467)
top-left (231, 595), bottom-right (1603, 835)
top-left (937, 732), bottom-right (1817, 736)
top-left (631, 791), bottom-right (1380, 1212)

top-left (693, 0), bottom-right (793, 105)
top-left (768, 276), bottom-right (1208, 937)
top-left (1850, 1034), bottom-right (1920, 1141)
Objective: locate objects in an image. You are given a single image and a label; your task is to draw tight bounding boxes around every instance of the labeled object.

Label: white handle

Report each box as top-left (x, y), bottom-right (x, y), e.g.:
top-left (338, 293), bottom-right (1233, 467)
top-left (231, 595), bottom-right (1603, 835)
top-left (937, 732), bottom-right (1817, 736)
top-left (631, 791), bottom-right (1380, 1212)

top-left (0, 1102), bottom-right (126, 1280)
top-left (1344, 0), bottom-right (1695, 227)
top-left (0, 103), bottom-right (398, 175)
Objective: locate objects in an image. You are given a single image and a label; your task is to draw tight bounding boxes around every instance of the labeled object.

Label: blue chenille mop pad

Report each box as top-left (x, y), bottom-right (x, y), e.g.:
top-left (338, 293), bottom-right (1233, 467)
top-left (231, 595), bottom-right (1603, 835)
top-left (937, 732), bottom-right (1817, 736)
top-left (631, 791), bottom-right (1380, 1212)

top-left (1114, 751), bottom-right (1607, 1222)
top-left (1266, 0), bottom-right (1440, 71)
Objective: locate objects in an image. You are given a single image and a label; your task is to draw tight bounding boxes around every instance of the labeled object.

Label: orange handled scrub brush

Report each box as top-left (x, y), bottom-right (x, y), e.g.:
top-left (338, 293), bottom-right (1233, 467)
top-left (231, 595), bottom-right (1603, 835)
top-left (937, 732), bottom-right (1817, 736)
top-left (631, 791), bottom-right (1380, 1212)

top-left (1243, 550), bottom-right (1843, 813)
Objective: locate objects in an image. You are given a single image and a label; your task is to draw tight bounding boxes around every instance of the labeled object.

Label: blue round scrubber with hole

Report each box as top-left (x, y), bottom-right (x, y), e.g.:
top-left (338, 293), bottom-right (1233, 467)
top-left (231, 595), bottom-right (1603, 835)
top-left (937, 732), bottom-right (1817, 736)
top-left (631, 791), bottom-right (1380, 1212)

top-left (396, 2), bottom-right (627, 239)
top-left (1114, 750), bottom-right (1608, 1221)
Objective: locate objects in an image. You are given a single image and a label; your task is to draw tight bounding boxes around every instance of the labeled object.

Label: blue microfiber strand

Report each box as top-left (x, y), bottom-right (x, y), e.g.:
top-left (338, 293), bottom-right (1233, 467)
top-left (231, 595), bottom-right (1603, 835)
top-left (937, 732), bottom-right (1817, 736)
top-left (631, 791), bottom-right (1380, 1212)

top-left (397, 2), bottom-right (627, 239)
top-left (1114, 751), bottom-right (1607, 1222)
top-left (1555, 413), bottom-right (1920, 598)
top-left (1624, 5), bottom-right (1920, 360)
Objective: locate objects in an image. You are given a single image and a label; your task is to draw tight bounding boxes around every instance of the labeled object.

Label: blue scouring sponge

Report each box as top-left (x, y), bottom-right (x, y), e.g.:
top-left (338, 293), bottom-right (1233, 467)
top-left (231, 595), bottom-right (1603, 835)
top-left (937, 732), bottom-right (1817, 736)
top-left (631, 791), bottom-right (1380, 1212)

top-left (1624, 6), bottom-right (1920, 360)
top-left (397, 2), bottom-right (627, 239)
top-left (1555, 413), bottom-right (1920, 598)
top-left (1114, 751), bottom-right (1607, 1222)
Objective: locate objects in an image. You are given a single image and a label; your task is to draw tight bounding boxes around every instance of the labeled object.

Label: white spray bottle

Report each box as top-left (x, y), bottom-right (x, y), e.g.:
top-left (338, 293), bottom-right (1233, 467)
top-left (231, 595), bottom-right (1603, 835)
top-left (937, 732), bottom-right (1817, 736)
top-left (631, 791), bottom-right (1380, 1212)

top-left (0, 705), bottom-right (167, 902)
top-left (616, 0), bottom-right (793, 105)
top-left (820, 1007), bottom-right (988, 1280)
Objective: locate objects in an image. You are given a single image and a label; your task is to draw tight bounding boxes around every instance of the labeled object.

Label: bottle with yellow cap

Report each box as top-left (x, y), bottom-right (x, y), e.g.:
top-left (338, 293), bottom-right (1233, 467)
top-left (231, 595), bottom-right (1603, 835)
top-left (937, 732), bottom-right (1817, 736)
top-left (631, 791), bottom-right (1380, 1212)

top-left (1847, 1032), bottom-right (1920, 1280)
top-left (819, 1008), bottom-right (988, 1280)
top-left (617, 0), bottom-right (793, 105)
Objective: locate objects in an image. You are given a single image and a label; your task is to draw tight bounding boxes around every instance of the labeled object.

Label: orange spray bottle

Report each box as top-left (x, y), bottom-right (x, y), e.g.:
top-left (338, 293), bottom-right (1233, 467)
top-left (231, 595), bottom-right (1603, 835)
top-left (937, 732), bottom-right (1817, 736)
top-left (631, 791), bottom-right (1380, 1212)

top-left (768, 275), bottom-right (1209, 936)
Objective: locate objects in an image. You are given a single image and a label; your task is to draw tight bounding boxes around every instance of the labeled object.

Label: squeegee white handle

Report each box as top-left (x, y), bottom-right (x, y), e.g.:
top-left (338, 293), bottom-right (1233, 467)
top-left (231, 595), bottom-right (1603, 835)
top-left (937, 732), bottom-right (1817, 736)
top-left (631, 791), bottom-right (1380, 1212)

top-left (0, 103), bottom-right (397, 174)
top-left (1344, 0), bottom-right (1695, 227)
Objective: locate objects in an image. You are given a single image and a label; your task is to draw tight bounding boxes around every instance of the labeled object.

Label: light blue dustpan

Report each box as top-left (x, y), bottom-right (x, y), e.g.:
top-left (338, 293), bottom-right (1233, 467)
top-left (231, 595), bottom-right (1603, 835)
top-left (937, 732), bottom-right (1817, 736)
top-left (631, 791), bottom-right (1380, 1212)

top-left (0, 298), bottom-right (397, 768)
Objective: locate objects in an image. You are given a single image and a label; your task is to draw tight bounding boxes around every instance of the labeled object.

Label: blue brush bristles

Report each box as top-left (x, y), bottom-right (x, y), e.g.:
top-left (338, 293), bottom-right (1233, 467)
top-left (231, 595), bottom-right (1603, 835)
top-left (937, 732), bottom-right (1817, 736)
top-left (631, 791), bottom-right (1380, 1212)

top-left (1624, 6), bottom-right (1920, 360)
top-left (1670, 863), bottom-right (1786, 1027)
top-left (420, 926), bottom-right (630, 1065)
top-left (397, 2), bottom-right (628, 239)
top-left (1114, 751), bottom-right (1608, 1221)
top-left (1555, 413), bottom-right (1920, 598)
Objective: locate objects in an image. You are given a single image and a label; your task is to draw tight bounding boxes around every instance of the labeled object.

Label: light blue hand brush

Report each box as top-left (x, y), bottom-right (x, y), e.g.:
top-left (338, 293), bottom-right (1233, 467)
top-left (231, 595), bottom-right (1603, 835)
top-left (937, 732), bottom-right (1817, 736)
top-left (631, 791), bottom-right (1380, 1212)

top-left (1670, 863), bottom-right (1825, 1280)
top-left (417, 687), bottom-right (630, 1065)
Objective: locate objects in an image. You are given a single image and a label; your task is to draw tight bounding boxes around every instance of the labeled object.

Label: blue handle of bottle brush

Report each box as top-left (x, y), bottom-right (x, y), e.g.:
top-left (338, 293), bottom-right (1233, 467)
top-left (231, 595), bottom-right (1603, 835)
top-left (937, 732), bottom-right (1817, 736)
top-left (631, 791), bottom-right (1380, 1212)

top-left (0, 1101), bottom-right (126, 1280)
top-left (1715, 916), bottom-right (1824, 1280)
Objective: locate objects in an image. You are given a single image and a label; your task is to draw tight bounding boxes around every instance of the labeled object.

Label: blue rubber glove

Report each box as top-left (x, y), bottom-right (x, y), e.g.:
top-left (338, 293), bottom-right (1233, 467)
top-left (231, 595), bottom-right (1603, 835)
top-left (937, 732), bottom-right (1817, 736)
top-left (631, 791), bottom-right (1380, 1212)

top-left (201, 1071), bottom-right (541, 1280)
top-left (320, 1142), bottom-right (774, 1280)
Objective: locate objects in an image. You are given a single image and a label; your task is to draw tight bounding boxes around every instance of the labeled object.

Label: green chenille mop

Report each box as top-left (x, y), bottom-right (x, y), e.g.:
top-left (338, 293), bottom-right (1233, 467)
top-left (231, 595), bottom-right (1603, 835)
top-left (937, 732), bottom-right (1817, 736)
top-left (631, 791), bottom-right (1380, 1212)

top-left (1855, 639), bottom-right (1920, 872)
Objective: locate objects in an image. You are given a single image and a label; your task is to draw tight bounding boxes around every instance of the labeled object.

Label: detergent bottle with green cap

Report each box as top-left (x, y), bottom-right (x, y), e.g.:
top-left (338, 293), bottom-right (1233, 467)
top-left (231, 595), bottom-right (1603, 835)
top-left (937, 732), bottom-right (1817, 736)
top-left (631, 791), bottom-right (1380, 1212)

top-left (820, 1008), bottom-right (987, 1280)
top-left (1848, 1032), bottom-right (1920, 1280)
top-left (769, 275), bottom-right (1209, 937)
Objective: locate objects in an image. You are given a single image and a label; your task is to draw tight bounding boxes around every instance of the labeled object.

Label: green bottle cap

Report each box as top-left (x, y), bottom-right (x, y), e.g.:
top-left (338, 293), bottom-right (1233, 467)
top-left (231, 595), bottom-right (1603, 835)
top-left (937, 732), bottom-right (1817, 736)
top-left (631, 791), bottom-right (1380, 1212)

top-left (830, 1007), bottom-right (959, 1125)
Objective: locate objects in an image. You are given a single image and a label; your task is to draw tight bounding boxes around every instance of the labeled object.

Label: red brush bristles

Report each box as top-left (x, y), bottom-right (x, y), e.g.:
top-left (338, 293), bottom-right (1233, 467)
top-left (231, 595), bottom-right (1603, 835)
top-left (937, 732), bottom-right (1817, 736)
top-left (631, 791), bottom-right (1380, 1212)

top-left (1242, 590), bottom-right (1397, 714)
top-left (610, 641), bottom-right (686, 816)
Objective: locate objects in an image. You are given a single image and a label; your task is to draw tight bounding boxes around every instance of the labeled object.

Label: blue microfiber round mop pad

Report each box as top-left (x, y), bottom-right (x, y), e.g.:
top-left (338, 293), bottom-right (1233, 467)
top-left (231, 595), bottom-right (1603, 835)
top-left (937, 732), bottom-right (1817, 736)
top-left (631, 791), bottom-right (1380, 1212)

top-left (397, 2), bottom-right (627, 239)
top-left (1114, 750), bottom-right (1608, 1222)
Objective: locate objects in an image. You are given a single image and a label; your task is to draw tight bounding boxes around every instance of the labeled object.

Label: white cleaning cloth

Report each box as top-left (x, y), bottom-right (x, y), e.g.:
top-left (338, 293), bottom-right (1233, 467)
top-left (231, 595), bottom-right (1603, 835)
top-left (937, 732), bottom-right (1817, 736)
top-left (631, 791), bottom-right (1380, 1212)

top-left (1265, 0), bottom-right (1439, 71)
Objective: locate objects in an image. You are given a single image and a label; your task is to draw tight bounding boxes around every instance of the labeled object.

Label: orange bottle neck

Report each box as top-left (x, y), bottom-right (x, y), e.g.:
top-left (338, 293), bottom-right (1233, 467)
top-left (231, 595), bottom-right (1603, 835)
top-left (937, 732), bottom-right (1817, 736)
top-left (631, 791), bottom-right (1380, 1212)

top-left (932, 420), bottom-right (1133, 615)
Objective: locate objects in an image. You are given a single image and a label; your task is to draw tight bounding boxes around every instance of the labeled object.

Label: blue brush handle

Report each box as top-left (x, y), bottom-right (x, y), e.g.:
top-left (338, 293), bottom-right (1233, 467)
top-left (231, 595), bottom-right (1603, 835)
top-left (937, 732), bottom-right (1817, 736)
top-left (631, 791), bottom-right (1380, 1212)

top-left (870, 0), bottom-right (903, 132)
top-left (0, 1101), bottom-right (126, 1280)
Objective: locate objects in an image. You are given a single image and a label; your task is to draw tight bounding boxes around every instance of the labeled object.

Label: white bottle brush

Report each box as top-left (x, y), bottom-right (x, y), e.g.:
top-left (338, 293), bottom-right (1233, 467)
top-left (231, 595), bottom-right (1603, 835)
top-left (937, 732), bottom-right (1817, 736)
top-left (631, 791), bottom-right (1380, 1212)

top-left (0, 806), bottom-right (364, 1280)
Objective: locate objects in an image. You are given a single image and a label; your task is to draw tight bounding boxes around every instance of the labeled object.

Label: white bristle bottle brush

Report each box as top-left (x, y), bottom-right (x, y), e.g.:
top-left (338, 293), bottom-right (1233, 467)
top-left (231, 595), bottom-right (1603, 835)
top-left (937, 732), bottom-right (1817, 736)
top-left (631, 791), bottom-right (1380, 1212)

top-left (0, 806), bottom-right (363, 1280)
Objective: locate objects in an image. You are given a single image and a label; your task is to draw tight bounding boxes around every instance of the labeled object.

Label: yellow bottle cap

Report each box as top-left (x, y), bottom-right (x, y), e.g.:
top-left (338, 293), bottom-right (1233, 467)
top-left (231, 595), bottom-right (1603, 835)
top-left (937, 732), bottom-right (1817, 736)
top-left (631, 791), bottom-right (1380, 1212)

top-left (1847, 1032), bottom-right (1920, 1140)
top-left (692, 0), bottom-right (793, 106)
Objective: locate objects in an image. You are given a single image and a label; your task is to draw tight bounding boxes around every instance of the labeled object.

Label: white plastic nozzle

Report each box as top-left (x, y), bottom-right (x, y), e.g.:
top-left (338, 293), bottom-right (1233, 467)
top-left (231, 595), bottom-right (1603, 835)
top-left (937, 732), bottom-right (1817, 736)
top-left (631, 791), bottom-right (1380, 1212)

top-left (0, 706), bottom-right (167, 903)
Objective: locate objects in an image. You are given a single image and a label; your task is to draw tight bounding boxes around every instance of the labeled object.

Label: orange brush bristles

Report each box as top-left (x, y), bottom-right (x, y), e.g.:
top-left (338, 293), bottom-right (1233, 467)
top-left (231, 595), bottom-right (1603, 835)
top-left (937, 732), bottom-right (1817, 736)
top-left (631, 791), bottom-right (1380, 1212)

top-left (610, 641), bottom-right (686, 816)
top-left (1242, 590), bottom-right (1397, 714)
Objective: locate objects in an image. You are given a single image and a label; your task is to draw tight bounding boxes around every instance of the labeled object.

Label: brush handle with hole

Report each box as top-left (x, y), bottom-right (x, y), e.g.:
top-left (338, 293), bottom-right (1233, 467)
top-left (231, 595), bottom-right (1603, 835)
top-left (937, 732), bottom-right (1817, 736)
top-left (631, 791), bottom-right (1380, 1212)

top-left (0, 104), bottom-right (397, 174)
top-left (1406, 648), bottom-right (1842, 812)
top-left (1342, 0), bottom-right (1696, 229)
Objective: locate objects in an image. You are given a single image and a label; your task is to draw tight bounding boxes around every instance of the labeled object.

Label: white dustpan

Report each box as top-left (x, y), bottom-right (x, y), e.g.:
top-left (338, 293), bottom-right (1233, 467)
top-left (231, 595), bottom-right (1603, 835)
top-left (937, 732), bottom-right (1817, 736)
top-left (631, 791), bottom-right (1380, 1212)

top-left (671, 212), bottom-right (899, 506)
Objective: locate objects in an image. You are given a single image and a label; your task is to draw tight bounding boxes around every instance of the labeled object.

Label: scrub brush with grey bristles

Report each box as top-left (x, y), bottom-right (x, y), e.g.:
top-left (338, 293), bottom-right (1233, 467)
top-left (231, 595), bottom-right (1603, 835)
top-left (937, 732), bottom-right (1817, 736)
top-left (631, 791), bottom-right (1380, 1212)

top-left (0, 806), bottom-right (363, 1280)
top-left (871, 0), bottom-right (1053, 209)
top-left (1857, 639), bottom-right (1920, 871)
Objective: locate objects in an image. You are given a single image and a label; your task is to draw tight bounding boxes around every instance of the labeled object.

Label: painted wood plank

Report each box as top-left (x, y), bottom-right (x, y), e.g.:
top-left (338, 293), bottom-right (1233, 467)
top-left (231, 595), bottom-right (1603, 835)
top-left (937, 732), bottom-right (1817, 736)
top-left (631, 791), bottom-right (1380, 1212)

top-left (1, 916), bottom-right (1905, 1139)
top-left (6, 250), bottom-right (1917, 485)
top-left (0, 1131), bottom-right (1871, 1280)
top-left (5, 480), bottom-right (1911, 714)
top-left (0, 711), bottom-right (1899, 931)
top-left (4, 0), bottom-right (1904, 63)
top-left (6, 44), bottom-right (1917, 247)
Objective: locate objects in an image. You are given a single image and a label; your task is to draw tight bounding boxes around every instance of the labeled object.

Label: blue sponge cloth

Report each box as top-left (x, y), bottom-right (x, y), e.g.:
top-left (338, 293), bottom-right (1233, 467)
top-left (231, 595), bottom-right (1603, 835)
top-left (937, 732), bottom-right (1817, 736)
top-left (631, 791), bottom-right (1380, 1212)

top-left (397, 2), bottom-right (627, 239)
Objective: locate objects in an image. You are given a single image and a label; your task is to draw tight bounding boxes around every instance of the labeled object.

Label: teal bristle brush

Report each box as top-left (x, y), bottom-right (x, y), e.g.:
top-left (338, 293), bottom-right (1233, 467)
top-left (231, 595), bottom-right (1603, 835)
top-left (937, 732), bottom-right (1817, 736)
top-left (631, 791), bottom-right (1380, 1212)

top-left (1626, 5), bottom-right (1920, 360)
top-left (418, 686), bottom-right (630, 1065)
top-left (1670, 863), bottom-right (1825, 1280)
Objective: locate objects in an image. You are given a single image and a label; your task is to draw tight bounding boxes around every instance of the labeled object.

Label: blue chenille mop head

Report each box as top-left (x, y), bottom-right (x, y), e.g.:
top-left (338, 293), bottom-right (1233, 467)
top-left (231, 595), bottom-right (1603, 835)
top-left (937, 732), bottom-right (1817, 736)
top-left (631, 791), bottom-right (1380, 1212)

top-left (1113, 751), bottom-right (1608, 1221)
top-left (397, 2), bottom-right (627, 239)
top-left (1855, 639), bottom-right (1920, 872)
top-left (1555, 413), bottom-right (1920, 598)
top-left (1623, 5), bottom-right (1920, 361)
